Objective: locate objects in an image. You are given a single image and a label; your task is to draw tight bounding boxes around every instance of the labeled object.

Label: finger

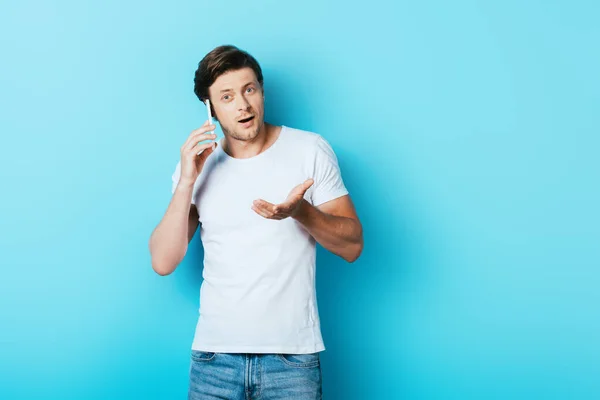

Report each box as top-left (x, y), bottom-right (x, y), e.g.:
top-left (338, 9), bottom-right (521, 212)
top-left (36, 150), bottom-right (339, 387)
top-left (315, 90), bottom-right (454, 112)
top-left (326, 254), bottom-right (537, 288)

top-left (190, 141), bottom-right (216, 156)
top-left (293, 179), bottom-right (314, 194)
top-left (253, 201), bottom-right (290, 220)
top-left (291, 179), bottom-right (314, 195)
top-left (253, 202), bottom-right (275, 218)
top-left (201, 118), bottom-right (214, 133)
top-left (196, 143), bottom-right (217, 164)
top-left (182, 124), bottom-right (217, 148)
top-left (184, 124), bottom-right (216, 143)
top-left (187, 121), bottom-right (215, 138)
top-left (185, 133), bottom-right (217, 152)
top-left (303, 178), bottom-right (314, 191)
top-left (251, 204), bottom-right (272, 219)
top-left (253, 199), bottom-right (277, 214)
top-left (259, 201), bottom-right (285, 218)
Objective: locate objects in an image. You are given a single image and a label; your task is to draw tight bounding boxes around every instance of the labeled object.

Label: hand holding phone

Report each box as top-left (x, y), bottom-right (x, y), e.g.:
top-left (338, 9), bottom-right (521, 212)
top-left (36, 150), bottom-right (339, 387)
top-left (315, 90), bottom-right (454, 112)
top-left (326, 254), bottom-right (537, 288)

top-left (178, 120), bottom-right (217, 185)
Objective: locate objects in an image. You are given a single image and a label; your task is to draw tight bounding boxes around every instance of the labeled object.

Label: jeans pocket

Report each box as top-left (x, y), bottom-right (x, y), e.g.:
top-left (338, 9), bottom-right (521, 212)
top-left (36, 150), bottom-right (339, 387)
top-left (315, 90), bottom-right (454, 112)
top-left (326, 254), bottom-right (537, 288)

top-left (191, 350), bottom-right (217, 362)
top-left (277, 352), bottom-right (320, 368)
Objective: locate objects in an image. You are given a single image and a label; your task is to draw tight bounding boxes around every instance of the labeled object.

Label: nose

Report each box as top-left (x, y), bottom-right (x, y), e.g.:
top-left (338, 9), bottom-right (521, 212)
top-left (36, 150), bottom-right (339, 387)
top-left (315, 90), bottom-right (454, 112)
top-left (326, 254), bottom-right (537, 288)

top-left (235, 93), bottom-right (251, 111)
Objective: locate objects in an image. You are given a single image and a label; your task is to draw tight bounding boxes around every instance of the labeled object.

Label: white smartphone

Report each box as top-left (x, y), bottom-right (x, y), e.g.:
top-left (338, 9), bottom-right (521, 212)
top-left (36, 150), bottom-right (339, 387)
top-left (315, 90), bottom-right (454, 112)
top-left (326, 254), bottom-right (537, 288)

top-left (197, 99), bottom-right (216, 155)
top-left (206, 99), bottom-right (213, 134)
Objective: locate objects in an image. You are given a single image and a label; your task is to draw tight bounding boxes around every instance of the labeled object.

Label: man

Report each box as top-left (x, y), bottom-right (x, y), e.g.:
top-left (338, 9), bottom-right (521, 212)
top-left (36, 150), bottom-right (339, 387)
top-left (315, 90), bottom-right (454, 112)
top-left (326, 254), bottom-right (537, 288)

top-left (148, 45), bottom-right (363, 399)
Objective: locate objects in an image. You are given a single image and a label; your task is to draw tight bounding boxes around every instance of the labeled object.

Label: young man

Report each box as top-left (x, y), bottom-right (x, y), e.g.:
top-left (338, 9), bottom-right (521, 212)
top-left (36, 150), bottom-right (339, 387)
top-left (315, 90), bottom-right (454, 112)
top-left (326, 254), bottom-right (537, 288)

top-left (149, 45), bottom-right (363, 399)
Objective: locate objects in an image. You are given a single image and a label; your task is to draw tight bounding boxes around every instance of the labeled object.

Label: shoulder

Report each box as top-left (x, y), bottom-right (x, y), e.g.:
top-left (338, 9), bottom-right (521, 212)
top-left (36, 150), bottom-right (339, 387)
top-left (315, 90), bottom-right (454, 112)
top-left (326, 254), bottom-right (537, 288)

top-left (281, 125), bottom-right (320, 141)
top-left (280, 125), bottom-right (331, 152)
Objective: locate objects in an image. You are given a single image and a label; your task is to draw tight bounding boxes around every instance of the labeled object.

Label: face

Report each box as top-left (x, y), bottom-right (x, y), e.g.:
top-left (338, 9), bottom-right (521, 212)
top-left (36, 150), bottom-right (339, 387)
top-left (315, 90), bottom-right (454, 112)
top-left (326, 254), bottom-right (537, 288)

top-left (208, 67), bottom-right (265, 142)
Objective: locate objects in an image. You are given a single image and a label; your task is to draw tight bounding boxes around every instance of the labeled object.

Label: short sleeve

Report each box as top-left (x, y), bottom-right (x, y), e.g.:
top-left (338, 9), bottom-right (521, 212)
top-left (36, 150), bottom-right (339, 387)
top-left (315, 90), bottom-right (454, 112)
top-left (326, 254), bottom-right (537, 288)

top-left (309, 135), bottom-right (349, 206)
top-left (171, 161), bottom-right (181, 194)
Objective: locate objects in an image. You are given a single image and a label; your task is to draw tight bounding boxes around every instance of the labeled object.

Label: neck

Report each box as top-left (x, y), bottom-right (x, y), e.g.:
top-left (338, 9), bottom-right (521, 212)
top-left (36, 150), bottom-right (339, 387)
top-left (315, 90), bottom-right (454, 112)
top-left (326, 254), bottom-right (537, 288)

top-left (222, 122), bottom-right (278, 159)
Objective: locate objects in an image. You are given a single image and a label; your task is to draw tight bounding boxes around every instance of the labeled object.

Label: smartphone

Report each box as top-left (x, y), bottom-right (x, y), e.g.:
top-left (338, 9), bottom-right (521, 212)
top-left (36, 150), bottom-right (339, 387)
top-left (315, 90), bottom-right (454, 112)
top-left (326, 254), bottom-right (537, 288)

top-left (206, 99), bottom-right (213, 134)
top-left (197, 99), bottom-right (216, 155)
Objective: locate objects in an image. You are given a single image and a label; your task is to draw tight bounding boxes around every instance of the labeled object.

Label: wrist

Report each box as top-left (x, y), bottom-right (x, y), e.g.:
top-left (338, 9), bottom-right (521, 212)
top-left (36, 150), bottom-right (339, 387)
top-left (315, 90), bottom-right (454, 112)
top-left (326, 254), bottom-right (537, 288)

top-left (177, 178), bottom-right (196, 190)
top-left (292, 199), bottom-right (312, 222)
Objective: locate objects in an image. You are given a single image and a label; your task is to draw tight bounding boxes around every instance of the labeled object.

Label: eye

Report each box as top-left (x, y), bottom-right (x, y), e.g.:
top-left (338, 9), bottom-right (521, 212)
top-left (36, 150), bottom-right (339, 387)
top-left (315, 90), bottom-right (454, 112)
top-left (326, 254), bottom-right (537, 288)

top-left (222, 94), bottom-right (231, 101)
top-left (246, 87), bottom-right (255, 93)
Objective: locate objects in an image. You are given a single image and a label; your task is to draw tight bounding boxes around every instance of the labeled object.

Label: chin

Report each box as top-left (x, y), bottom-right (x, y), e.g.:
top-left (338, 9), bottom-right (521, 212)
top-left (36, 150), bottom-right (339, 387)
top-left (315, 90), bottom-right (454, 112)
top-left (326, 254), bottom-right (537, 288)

top-left (234, 122), bottom-right (262, 141)
top-left (222, 116), bottom-right (264, 141)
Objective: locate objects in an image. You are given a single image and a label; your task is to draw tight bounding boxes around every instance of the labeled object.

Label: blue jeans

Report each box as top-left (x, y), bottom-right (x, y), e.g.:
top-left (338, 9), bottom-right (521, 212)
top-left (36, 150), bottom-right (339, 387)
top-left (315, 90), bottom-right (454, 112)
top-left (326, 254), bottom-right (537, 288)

top-left (188, 350), bottom-right (323, 399)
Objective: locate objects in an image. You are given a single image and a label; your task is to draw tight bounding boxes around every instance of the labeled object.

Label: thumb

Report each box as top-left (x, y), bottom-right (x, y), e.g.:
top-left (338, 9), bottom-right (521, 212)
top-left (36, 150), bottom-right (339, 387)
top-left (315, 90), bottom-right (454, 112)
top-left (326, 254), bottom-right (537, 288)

top-left (303, 178), bottom-right (314, 191)
top-left (198, 142), bottom-right (217, 162)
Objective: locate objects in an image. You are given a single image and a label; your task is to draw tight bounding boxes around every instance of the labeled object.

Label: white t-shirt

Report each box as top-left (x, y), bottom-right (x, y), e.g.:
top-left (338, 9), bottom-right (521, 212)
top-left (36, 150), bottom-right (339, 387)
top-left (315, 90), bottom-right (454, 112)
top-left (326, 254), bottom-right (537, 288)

top-left (170, 125), bottom-right (349, 354)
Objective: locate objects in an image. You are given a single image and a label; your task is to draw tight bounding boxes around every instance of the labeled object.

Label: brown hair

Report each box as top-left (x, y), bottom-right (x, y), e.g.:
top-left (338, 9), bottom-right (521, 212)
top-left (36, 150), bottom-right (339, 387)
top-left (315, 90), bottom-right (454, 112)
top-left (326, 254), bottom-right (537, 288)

top-left (193, 45), bottom-right (264, 120)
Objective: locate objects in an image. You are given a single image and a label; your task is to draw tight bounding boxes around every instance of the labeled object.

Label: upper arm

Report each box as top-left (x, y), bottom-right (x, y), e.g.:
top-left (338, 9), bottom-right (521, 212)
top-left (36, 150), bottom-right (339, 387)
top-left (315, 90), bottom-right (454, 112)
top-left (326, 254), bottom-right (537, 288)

top-left (317, 194), bottom-right (363, 250)
top-left (308, 135), bottom-right (349, 206)
top-left (317, 194), bottom-right (360, 222)
top-left (187, 204), bottom-right (200, 243)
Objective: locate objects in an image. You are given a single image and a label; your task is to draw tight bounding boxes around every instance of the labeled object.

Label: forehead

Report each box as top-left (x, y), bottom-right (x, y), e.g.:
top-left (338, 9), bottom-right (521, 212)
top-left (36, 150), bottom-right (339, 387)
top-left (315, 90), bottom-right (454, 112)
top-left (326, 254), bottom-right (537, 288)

top-left (211, 67), bottom-right (258, 91)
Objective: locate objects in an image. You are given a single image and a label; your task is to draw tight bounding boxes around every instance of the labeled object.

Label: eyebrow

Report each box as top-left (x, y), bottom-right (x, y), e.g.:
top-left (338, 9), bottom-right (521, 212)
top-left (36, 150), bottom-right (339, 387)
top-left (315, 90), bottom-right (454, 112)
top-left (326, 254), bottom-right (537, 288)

top-left (219, 82), bottom-right (256, 93)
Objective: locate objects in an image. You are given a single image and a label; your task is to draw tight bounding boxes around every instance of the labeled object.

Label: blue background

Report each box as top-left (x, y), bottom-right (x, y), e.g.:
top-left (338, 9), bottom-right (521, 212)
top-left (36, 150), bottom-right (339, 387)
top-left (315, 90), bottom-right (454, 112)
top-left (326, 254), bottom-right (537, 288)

top-left (1, 0), bottom-right (598, 399)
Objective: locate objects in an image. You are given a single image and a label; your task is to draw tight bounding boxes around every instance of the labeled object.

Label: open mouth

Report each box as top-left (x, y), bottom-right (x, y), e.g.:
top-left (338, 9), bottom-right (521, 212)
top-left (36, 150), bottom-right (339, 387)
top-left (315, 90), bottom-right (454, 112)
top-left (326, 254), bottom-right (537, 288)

top-left (238, 116), bottom-right (254, 124)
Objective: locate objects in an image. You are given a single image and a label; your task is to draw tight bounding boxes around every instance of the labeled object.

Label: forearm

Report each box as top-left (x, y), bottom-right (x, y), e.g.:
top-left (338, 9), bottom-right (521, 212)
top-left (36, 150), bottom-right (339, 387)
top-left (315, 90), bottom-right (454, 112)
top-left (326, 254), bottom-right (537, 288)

top-left (293, 199), bottom-right (363, 262)
top-left (149, 180), bottom-right (195, 275)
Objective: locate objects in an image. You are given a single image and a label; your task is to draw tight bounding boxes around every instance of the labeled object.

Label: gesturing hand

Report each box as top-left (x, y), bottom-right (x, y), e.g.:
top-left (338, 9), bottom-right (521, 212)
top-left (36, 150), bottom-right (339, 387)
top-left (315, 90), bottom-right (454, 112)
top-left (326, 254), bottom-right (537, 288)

top-left (252, 179), bottom-right (314, 220)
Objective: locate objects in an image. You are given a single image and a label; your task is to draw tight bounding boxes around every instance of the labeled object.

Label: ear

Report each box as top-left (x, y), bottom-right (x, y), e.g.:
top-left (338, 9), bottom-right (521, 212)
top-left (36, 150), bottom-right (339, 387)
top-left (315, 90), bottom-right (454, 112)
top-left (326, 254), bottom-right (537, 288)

top-left (211, 107), bottom-right (220, 122)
